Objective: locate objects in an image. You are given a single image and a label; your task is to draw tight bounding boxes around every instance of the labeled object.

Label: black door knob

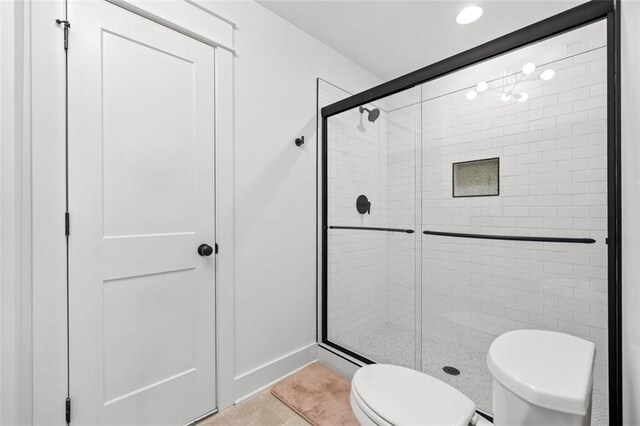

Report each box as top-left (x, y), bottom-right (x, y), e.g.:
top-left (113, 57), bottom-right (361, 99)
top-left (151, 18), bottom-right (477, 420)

top-left (197, 244), bottom-right (214, 256)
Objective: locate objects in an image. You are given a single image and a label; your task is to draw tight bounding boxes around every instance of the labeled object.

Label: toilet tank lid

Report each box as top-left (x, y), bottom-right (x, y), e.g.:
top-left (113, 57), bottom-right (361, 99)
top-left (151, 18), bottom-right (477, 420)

top-left (352, 364), bottom-right (476, 426)
top-left (487, 330), bottom-right (596, 415)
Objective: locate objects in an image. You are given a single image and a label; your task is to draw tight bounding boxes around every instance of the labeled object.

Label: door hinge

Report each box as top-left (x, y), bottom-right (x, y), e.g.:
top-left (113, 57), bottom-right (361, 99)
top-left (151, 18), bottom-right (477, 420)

top-left (215, 243), bottom-right (219, 254)
top-left (65, 397), bottom-right (71, 424)
top-left (55, 19), bottom-right (71, 51)
top-left (65, 212), bottom-right (70, 236)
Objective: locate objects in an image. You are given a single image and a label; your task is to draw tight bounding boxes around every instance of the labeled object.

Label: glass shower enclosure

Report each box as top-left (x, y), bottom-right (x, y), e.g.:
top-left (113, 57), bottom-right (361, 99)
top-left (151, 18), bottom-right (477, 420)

top-left (321, 10), bottom-right (616, 426)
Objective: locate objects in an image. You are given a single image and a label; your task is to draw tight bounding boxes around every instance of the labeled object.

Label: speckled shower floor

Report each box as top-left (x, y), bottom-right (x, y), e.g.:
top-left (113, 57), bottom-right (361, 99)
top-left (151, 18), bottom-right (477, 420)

top-left (338, 322), bottom-right (608, 426)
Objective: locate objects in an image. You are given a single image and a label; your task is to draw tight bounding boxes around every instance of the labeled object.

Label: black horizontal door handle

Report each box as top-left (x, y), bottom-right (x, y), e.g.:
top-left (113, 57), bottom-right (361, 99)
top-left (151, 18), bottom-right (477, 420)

top-left (422, 230), bottom-right (596, 244)
top-left (329, 226), bottom-right (414, 234)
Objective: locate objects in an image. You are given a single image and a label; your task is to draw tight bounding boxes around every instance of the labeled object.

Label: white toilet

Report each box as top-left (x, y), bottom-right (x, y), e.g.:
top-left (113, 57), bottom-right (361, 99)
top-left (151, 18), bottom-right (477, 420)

top-left (350, 330), bottom-right (596, 426)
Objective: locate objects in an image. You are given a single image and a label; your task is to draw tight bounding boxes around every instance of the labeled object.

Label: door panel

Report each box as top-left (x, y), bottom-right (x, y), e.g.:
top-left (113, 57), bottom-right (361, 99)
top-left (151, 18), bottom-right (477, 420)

top-left (103, 268), bottom-right (196, 403)
top-left (101, 29), bottom-right (196, 238)
top-left (68, 1), bottom-right (216, 424)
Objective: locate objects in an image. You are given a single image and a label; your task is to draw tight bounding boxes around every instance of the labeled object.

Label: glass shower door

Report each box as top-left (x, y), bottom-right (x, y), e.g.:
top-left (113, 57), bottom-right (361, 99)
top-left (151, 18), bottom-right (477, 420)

top-left (324, 87), bottom-right (421, 369)
top-left (419, 19), bottom-right (609, 423)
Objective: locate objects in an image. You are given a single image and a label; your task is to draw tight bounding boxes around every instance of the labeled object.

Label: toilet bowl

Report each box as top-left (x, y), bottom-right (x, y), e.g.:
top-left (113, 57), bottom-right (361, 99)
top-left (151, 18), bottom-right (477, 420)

top-left (350, 363), bottom-right (486, 426)
top-left (350, 330), bottom-right (596, 426)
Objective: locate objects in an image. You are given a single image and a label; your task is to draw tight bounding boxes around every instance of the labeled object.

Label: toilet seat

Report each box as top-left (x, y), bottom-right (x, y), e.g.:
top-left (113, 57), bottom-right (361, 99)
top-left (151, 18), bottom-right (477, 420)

top-left (351, 364), bottom-right (477, 426)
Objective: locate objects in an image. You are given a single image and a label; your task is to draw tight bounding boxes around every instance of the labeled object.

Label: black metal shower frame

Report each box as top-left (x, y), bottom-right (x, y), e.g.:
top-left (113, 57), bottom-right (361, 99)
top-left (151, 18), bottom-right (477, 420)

top-left (319, 0), bottom-right (622, 423)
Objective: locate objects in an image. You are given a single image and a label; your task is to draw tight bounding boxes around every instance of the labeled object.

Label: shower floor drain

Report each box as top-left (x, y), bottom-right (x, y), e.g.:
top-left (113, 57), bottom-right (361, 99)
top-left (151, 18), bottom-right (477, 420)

top-left (443, 366), bottom-right (461, 376)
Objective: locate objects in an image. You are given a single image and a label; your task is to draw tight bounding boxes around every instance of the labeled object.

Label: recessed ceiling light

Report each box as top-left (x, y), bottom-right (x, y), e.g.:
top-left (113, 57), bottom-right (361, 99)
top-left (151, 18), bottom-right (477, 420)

top-left (456, 6), bottom-right (483, 25)
top-left (522, 62), bottom-right (536, 75)
top-left (476, 81), bottom-right (488, 92)
top-left (501, 93), bottom-right (512, 102)
top-left (540, 69), bottom-right (555, 80)
top-left (466, 90), bottom-right (478, 100)
top-left (518, 93), bottom-right (529, 103)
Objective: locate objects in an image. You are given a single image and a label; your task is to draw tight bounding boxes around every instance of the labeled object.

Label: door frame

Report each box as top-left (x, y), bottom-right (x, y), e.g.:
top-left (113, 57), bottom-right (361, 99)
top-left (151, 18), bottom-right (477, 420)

top-left (320, 0), bottom-right (622, 424)
top-left (9, 0), bottom-right (237, 423)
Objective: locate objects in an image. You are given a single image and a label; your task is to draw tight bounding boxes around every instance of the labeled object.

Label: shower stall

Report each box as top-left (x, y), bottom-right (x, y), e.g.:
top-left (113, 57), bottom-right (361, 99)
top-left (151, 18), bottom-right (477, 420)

top-left (319, 3), bottom-right (620, 426)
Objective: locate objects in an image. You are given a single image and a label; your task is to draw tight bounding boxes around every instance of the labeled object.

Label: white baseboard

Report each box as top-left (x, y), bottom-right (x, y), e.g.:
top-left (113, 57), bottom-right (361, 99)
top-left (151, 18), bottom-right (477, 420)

top-left (233, 359), bottom-right (317, 405)
top-left (232, 343), bottom-right (318, 404)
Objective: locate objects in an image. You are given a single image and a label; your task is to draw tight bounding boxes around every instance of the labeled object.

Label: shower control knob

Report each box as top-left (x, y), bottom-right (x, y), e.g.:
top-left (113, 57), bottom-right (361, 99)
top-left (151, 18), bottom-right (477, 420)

top-left (197, 244), bottom-right (214, 257)
top-left (356, 195), bottom-right (371, 214)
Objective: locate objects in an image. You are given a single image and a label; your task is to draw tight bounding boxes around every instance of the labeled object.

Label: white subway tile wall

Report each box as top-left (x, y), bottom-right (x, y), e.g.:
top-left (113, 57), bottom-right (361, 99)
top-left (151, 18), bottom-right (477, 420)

top-left (419, 46), bottom-right (609, 393)
top-left (323, 81), bottom-right (421, 362)
top-left (324, 81), bottom-right (390, 347)
top-left (387, 104), bottom-right (419, 334)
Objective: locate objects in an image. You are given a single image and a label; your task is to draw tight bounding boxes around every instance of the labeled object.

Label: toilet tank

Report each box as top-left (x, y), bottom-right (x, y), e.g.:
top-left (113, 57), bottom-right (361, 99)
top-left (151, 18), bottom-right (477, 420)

top-left (487, 330), bottom-right (596, 426)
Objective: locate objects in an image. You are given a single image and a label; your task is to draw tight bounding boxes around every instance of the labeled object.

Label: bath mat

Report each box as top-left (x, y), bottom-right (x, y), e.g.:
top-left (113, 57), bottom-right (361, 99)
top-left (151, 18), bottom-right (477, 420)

top-left (271, 362), bottom-right (359, 426)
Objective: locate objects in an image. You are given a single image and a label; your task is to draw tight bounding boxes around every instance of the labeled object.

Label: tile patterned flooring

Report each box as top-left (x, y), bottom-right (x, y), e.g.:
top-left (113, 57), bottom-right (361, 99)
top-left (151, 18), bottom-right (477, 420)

top-left (198, 390), bottom-right (310, 426)
top-left (342, 322), bottom-right (609, 426)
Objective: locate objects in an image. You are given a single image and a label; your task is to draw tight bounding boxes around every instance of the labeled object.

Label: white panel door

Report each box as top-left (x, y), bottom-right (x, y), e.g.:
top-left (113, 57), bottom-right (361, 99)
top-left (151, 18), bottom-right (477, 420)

top-left (68, 1), bottom-right (216, 424)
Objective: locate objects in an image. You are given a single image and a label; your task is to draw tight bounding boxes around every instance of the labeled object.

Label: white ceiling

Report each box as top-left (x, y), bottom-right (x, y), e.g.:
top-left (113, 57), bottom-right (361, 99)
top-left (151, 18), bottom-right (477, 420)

top-left (257, 0), bottom-right (586, 81)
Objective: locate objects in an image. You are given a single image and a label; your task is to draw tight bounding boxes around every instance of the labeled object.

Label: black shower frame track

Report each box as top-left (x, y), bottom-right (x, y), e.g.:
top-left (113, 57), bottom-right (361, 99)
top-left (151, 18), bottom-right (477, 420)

top-left (319, 0), bottom-right (622, 423)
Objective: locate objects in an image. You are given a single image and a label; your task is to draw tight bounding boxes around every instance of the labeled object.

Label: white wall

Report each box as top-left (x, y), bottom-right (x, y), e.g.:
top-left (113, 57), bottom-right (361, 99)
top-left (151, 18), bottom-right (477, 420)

top-left (622, 1), bottom-right (640, 424)
top-left (0, 1), bottom-right (17, 423)
top-left (1, 1), bottom-right (30, 424)
top-left (197, 0), bottom-right (381, 404)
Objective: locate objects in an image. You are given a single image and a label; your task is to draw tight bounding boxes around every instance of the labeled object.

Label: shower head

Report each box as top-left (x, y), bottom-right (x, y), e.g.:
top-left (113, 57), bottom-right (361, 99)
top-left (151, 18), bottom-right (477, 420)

top-left (359, 106), bottom-right (380, 123)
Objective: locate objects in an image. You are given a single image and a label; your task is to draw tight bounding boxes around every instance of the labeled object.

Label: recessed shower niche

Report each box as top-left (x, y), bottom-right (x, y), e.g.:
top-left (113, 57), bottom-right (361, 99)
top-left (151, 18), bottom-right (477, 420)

top-left (452, 158), bottom-right (499, 197)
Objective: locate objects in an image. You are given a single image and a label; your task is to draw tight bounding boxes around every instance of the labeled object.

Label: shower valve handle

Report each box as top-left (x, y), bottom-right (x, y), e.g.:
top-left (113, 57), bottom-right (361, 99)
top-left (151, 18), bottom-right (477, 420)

top-left (356, 195), bottom-right (371, 215)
